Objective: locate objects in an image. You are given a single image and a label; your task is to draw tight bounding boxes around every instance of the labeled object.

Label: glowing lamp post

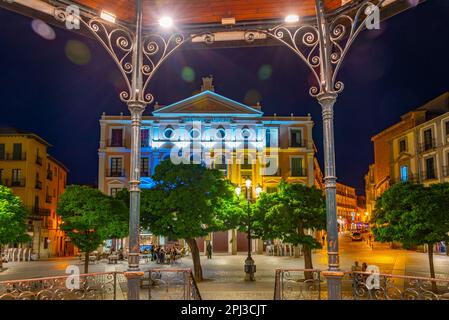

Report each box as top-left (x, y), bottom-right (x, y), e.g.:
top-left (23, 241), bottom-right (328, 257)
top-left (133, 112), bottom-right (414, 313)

top-left (236, 178), bottom-right (262, 281)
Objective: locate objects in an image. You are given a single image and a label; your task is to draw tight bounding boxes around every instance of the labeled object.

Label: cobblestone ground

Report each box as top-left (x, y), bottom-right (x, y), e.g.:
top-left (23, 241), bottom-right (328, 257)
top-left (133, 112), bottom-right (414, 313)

top-left (1, 234), bottom-right (449, 300)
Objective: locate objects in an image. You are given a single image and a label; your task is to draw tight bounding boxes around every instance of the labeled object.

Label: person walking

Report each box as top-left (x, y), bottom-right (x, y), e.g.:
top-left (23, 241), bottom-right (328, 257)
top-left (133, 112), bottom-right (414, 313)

top-left (206, 241), bottom-right (212, 259)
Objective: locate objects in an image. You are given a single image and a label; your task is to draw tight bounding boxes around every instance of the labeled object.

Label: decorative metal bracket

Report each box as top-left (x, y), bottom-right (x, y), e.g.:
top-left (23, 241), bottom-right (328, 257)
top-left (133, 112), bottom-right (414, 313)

top-left (54, 7), bottom-right (216, 106)
top-left (252, 0), bottom-right (387, 98)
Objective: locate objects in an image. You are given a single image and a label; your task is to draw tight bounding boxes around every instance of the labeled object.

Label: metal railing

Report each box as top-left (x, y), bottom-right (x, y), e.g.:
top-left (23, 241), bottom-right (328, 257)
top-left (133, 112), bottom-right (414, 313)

top-left (421, 170), bottom-right (437, 181)
top-left (35, 180), bottom-right (42, 190)
top-left (0, 269), bottom-right (201, 300)
top-left (4, 153), bottom-right (27, 161)
top-left (288, 168), bottom-right (307, 177)
top-left (27, 207), bottom-right (51, 220)
top-left (419, 139), bottom-right (437, 153)
top-left (106, 169), bottom-right (125, 177)
top-left (141, 268), bottom-right (202, 300)
top-left (274, 268), bottom-right (449, 300)
top-left (289, 139), bottom-right (312, 149)
top-left (1, 179), bottom-right (26, 187)
top-left (107, 139), bottom-right (127, 148)
top-left (390, 174), bottom-right (420, 185)
top-left (0, 272), bottom-right (127, 300)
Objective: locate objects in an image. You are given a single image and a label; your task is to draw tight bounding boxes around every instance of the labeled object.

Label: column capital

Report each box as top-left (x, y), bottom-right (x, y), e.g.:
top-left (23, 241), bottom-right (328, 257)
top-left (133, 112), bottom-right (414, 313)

top-left (127, 100), bottom-right (147, 115)
top-left (316, 92), bottom-right (338, 106)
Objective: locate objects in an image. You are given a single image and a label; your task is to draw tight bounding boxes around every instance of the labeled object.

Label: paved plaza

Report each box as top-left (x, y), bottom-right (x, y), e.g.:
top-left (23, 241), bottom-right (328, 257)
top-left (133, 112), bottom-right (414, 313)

top-left (1, 234), bottom-right (449, 299)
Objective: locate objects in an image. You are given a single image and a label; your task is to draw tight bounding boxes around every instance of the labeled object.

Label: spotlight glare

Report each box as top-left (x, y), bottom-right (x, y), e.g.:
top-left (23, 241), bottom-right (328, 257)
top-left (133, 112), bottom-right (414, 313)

top-left (285, 14), bottom-right (299, 23)
top-left (159, 16), bottom-right (173, 28)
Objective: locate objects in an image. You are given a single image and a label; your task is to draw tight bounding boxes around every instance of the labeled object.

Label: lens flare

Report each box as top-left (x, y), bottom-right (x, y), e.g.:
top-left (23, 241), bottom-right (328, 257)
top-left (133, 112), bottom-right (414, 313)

top-left (181, 66), bottom-right (195, 82)
top-left (31, 19), bottom-right (56, 40)
top-left (244, 89), bottom-right (262, 105)
top-left (65, 40), bottom-right (91, 66)
top-left (258, 64), bottom-right (272, 80)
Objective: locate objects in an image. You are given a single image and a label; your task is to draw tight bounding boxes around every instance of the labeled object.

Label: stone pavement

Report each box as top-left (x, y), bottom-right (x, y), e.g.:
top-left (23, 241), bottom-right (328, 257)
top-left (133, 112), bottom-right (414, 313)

top-left (1, 234), bottom-right (449, 300)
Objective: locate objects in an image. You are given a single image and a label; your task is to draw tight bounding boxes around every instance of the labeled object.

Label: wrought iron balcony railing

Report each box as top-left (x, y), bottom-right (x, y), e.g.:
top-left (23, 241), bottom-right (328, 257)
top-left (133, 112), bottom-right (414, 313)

top-left (289, 139), bottom-right (312, 149)
top-left (421, 170), bottom-right (438, 181)
top-left (419, 139), bottom-right (437, 153)
top-left (35, 180), bottom-right (43, 190)
top-left (27, 207), bottom-right (51, 220)
top-left (107, 139), bottom-right (127, 148)
top-left (389, 174), bottom-right (420, 185)
top-left (289, 168), bottom-right (307, 177)
top-left (1, 179), bottom-right (26, 188)
top-left (3, 153), bottom-right (27, 161)
top-left (141, 171), bottom-right (150, 177)
top-left (107, 169), bottom-right (125, 178)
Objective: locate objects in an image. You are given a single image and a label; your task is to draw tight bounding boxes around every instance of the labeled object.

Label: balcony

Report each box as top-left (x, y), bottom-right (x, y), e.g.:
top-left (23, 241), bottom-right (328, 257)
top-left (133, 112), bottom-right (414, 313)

top-left (3, 153), bottom-right (27, 161)
top-left (289, 139), bottom-right (312, 149)
top-left (47, 170), bottom-right (53, 181)
top-left (418, 139), bottom-right (437, 153)
top-left (421, 170), bottom-right (437, 181)
top-left (141, 171), bottom-right (150, 177)
top-left (35, 155), bottom-right (42, 166)
top-left (389, 174), bottom-right (420, 185)
top-left (289, 168), bottom-right (307, 177)
top-left (264, 168), bottom-right (282, 177)
top-left (46, 195), bottom-right (52, 204)
top-left (27, 207), bottom-right (51, 220)
top-left (1, 179), bottom-right (26, 188)
top-left (107, 169), bottom-right (125, 178)
top-left (107, 139), bottom-right (126, 148)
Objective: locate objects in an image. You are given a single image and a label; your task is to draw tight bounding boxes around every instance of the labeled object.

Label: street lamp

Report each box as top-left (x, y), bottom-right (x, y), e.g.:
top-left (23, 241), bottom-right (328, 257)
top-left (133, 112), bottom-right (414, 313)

top-left (235, 178), bottom-right (261, 281)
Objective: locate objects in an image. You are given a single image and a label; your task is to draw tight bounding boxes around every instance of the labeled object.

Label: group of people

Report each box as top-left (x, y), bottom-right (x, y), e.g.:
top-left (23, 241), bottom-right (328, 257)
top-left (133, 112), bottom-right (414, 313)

top-left (352, 261), bottom-right (368, 272)
top-left (148, 245), bottom-right (184, 264)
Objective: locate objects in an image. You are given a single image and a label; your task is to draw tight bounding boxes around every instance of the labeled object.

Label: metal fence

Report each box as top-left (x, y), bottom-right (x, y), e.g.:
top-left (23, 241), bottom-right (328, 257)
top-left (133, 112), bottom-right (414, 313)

top-left (274, 269), bottom-right (449, 300)
top-left (0, 269), bottom-right (201, 300)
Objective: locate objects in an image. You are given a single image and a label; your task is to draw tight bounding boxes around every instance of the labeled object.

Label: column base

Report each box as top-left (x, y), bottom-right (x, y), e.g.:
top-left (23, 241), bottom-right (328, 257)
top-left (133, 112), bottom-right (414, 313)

top-left (322, 270), bottom-right (345, 300)
top-left (124, 271), bottom-right (144, 300)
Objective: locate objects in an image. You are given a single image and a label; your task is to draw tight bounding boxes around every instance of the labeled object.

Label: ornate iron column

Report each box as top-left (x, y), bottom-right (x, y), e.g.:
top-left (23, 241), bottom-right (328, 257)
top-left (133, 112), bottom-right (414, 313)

top-left (315, 0), bottom-right (342, 300)
top-left (125, 0), bottom-right (146, 300)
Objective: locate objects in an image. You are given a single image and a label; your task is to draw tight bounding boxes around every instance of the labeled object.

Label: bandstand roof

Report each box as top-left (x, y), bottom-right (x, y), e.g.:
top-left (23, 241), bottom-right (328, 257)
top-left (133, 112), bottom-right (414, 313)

top-left (1, 0), bottom-right (424, 31)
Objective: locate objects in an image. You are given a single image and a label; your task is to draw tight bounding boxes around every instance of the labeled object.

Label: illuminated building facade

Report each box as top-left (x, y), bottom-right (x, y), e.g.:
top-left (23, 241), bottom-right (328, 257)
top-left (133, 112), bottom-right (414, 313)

top-left (98, 77), bottom-right (317, 254)
top-left (0, 128), bottom-right (71, 259)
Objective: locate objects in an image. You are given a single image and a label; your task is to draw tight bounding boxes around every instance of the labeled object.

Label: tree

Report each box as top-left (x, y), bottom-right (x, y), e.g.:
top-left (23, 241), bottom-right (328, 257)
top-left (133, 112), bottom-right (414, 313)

top-left (57, 185), bottom-right (129, 273)
top-left (253, 181), bottom-right (326, 279)
top-left (0, 185), bottom-right (30, 270)
top-left (372, 182), bottom-right (449, 292)
top-left (139, 160), bottom-right (241, 282)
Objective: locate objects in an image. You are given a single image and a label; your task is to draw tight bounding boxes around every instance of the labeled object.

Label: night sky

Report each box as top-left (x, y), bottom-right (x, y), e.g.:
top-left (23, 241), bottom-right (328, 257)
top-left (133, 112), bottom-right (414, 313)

top-left (0, 0), bottom-right (448, 194)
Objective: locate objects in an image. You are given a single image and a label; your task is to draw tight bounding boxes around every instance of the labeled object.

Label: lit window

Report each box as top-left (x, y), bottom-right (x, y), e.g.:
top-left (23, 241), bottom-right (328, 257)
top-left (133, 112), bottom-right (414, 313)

top-left (399, 139), bottom-right (407, 153)
top-left (400, 166), bottom-right (408, 182)
top-left (163, 127), bottom-right (174, 139)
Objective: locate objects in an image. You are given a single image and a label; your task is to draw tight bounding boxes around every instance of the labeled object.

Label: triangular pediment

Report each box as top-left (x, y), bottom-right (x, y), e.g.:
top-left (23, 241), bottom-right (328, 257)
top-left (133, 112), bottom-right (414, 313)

top-left (152, 91), bottom-right (263, 117)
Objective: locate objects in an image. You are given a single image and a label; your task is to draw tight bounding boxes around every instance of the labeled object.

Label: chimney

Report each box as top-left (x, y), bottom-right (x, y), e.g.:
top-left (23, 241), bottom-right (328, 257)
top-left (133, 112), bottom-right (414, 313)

top-left (201, 75), bottom-right (215, 92)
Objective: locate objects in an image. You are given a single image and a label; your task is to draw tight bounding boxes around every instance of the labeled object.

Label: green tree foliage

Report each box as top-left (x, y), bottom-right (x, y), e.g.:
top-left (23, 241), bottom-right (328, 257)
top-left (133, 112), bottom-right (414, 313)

top-left (57, 185), bottom-right (128, 273)
top-left (0, 185), bottom-right (30, 269)
top-left (372, 182), bottom-right (449, 291)
top-left (139, 160), bottom-right (241, 281)
top-left (253, 181), bottom-right (326, 278)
